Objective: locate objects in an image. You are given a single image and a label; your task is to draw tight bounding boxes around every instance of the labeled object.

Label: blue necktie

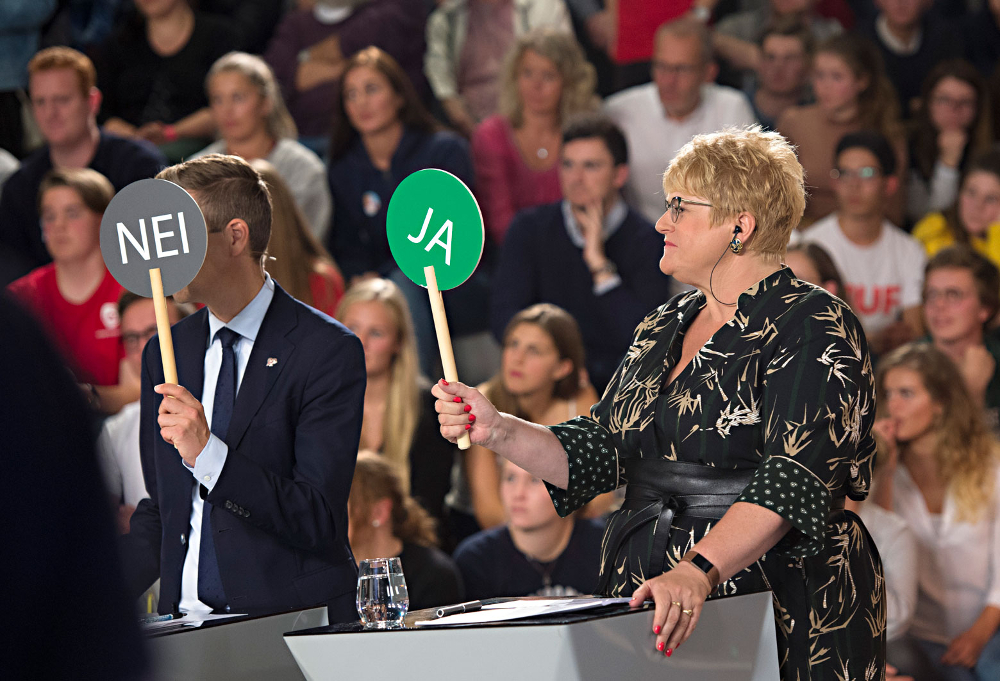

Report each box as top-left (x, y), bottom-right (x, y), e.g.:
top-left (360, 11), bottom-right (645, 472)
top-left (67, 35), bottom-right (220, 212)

top-left (198, 327), bottom-right (240, 611)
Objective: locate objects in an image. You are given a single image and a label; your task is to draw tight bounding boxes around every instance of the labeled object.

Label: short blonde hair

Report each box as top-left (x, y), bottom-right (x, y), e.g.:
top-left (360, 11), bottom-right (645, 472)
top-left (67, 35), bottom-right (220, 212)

top-left (498, 29), bottom-right (599, 128)
top-left (28, 47), bottom-right (96, 97)
top-left (663, 126), bottom-right (805, 262)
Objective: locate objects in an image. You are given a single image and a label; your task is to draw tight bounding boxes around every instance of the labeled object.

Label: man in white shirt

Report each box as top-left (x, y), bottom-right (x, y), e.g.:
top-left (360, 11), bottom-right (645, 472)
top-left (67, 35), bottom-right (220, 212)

top-left (801, 130), bottom-right (926, 354)
top-left (98, 292), bottom-right (187, 534)
top-left (604, 17), bottom-right (757, 225)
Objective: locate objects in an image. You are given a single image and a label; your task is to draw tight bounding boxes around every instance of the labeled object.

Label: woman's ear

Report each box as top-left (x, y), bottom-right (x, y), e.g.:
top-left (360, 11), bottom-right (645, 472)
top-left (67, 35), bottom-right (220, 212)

top-left (735, 211), bottom-right (758, 243)
top-left (553, 358), bottom-right (574, 383)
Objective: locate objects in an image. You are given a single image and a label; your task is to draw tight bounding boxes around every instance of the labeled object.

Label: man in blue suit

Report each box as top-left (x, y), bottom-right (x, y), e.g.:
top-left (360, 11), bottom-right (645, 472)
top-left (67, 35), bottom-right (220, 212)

top-left (121, 154), bottom-right (366, 622)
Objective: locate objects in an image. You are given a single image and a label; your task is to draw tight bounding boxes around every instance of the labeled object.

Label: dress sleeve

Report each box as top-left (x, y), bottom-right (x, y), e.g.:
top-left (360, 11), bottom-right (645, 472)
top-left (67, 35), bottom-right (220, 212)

top-left (736, 298), bottom-right (877, 558)
top-left (543, 416), bottom-right (620, 517)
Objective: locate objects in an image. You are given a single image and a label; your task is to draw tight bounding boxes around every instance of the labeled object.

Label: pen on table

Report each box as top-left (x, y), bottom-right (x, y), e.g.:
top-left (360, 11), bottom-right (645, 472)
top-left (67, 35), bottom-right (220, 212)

top-left (435, 600), bottom-right (483, 618)
top-left (140, 612), bottom-right (186, 624)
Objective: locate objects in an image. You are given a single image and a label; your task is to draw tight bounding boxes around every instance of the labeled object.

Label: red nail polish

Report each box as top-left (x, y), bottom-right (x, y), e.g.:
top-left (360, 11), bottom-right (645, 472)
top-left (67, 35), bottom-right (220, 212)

top-left (653, 625), bottom-right (661, 635)
top-left (464, 404), bottom-right (472, 412)
top-left (656, 642), bottom-right (664, 652)
top-left (469, 414), bottom-right (476, 422)
top-left (465, 424), bottom-right (471, 430)
top-left (666, 649), bottom-right (672, 657)
top-left (453, 397), bottom-right (462, 403)
top-left (441, 379), bottom-right (449, 385)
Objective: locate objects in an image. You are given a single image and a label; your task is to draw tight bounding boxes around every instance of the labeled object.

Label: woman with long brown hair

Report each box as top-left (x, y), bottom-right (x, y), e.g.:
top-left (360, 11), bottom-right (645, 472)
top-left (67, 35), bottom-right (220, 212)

top-left (875, 343), bottom-right (1000, 679)
top-left (251, 159), bottom-right (344, 317)
top-left (348, 451), bottom-right (463, 611)
top-left (907, 60), bottom-right (994, 226)
top-left (450, 303), bottom-right (602, 539)
top-left (778, 33), bottom-right (907, 226)
top-left (336, 279), bottom-right (456, 529)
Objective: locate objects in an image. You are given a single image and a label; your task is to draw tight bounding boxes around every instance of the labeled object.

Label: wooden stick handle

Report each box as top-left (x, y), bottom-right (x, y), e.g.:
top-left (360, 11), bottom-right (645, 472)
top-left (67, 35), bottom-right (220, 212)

top-left (149, 268), bottom-right (178, 385)
top-left (424, 266), bottom-right (471, 450)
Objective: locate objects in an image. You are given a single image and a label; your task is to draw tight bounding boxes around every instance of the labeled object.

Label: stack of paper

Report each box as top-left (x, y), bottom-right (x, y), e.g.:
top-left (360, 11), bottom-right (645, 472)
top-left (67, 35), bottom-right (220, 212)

top-left (415, 598), bottom-right (631, 627)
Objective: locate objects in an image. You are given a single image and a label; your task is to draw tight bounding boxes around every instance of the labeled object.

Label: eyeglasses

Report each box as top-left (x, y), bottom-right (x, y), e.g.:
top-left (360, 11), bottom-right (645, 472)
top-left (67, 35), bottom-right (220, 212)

top-left (830, 166), bottom-right (882, 181)
top-left (924, 288), bottom-right (974, 305)
top-left (123, 324), bottom-right (159, 352)
top-left (665, 196), bottom-right (713, 223)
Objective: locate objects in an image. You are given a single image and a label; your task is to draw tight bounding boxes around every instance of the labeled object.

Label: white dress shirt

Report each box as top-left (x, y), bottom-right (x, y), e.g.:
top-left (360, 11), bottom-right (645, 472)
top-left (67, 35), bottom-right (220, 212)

top-left (856, 502), bottom-right (918, 641)
top-left (891, 464), bottom-right (1000, 644)
top-left (97, 401), bottom-right (149, 508)
top-left (179, 276), bottom-right (275, 613)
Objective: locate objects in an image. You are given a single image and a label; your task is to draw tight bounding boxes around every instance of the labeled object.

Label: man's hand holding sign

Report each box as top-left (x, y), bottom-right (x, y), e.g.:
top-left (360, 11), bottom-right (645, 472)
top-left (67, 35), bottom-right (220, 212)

top-left (387, 169), bottom-right (484, 450)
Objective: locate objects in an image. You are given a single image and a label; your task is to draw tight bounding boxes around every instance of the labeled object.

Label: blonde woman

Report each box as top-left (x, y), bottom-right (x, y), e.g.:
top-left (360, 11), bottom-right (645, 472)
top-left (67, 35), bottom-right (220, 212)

top-left (876, 343), bottom-right (1000, 680)
top-left (195, 52), bottom-right (331, 241)
top-left (337, 279), bottom-right (456, 528)
top-left (251, 160), bottom-right (344, 317)
top-left (471, 29), bottom-right (598, 244)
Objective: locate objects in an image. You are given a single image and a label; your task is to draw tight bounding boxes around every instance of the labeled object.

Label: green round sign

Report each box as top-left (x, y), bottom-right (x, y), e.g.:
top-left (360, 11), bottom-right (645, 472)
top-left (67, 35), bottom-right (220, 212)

top-left (386, 169), bottom-right (484, 290)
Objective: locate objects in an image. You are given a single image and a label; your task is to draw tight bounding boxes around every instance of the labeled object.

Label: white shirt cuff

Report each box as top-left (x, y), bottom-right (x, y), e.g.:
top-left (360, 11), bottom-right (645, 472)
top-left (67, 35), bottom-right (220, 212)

top-left (593, 274), bottom-right (622, 296)
top-left (190, 434), bottom-right (229, 492)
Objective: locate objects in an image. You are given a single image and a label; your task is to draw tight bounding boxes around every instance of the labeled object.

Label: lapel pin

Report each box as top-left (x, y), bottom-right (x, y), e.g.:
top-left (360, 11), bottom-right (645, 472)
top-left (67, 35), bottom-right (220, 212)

top-left (266, 357), bottom-right (278, 367)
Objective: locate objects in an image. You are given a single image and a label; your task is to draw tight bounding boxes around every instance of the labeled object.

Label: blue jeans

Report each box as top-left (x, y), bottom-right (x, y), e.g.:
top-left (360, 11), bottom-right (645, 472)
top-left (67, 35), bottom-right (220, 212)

top-left (912, 631), bottom-right (1000, 681)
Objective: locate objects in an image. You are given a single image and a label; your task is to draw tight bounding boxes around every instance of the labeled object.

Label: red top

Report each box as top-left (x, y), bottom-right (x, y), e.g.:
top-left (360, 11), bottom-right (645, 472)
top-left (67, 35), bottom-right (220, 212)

top-left (471, 115), bottom-right (562, 245)
top-left (7, 265), bottom-right (125, 386)
top-left (308, 260), bottom-right (346, 317)
top-left (614, 0), bottom-right (690, 64)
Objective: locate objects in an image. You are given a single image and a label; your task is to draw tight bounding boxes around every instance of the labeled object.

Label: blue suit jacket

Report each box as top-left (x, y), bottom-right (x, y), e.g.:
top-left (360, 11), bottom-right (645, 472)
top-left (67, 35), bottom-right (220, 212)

top-left (122, 283), bottom-right (366, 622)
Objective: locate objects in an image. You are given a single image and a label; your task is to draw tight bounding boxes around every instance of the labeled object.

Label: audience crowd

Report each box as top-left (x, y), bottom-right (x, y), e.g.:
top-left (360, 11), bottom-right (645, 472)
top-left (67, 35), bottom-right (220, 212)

top-left (3, 1), bottom-right (1000, 678)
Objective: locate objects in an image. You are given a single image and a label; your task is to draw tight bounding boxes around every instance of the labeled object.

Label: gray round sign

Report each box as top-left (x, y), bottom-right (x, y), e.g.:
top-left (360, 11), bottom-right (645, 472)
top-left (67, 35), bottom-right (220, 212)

top-left (100, 179), bottom-right (208, 297)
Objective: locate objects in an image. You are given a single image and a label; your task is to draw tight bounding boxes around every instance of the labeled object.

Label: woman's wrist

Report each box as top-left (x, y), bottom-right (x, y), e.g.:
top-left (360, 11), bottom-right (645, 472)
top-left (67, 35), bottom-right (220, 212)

top-left (675, 556), bottom-right (714, 596)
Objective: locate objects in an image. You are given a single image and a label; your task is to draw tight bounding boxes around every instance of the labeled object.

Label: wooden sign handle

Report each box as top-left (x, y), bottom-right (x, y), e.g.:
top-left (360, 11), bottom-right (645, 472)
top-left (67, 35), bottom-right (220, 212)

top-left (424, 266), bottom-right (471, 450)
top-left (149, 268), bottom-right (178, 385)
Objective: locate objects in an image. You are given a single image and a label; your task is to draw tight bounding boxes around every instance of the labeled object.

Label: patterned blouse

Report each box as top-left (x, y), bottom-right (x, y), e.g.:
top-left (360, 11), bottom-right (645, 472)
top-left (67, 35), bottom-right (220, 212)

top-left (545, 268), bottom-right (886, 680)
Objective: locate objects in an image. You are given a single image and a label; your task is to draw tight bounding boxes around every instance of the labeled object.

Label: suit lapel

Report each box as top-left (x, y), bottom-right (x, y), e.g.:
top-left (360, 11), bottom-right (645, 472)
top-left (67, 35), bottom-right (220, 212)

top-left (225, 286), bottom-right (297, 450)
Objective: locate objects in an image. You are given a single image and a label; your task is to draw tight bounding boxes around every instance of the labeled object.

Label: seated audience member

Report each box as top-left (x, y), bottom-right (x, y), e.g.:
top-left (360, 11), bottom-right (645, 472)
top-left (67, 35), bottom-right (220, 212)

top-left (251, 160), bottom-right (344, 317)
top-left (264, 0), bottom-right (428, 155)
top-left (0, 1), bottom-right (55, 159)
top-left (784, 241), bottom-right (851, 303)
top-left (454, 304), bottom-right (601, 538)
top-left (98, 293), bottom-right (188, 534)
top-left (472, 29), bottom-right (598, 244)
top-left (907, 61), bottom-right (994, 226)
top-left (922, 247), bottom-right (1000, 431)
top-left (778, 34), bottom-right (906, 226)
top-left (800, 131), bottom-right (925, 354)
top-left (336, 279), bottom-right (456, 528)
top-left (327, 47), bottom-right (473, 282)
top-left (348, 451), bottom-right (464, 611)
top-left (604, 18), bottom-right (756, 226)
top-left (913, 150), bottom-right (1000, 266)
top-left (859, 0), bottom-right (961, 120)
top-left (746, 19), bottom-right (814, 131)
top-left (327, 47), bottom-right (476, 375)
top-left (454, 457), bottom-right (604, 599)
top-left (0, 47), bottom-right (165, 278)
top-left (874, 343), bottom-right (1000, 681)
top-left (491, 114), bottom-right (673, 392)
top-left (425, 0), bottom-right (572, 137)
top-left (95, 0), bottom-right (236, 160)
top-left (196, 53), bottom-right (331, 243)
top-left (962, 0), bottom-right (1000, 79)
top-left (713, 0), bottom-right (839, 91)
top-left (6, 168), bottom-right (136, 414)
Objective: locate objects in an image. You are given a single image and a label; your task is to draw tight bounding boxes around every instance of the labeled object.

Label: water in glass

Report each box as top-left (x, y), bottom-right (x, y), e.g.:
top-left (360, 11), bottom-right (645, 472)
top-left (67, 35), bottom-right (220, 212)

top-left (356, 557), bottom-right (409, 628)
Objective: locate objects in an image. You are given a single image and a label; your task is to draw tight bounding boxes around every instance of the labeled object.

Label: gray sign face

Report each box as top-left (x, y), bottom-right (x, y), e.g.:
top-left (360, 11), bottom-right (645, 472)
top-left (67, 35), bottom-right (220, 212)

top-left (100, 179), bottom-right (208, 297)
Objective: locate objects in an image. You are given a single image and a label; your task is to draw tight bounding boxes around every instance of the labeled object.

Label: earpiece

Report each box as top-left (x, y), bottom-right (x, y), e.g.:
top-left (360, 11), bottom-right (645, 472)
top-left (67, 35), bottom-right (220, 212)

top-left (734, 225), bottom-right (742, 235)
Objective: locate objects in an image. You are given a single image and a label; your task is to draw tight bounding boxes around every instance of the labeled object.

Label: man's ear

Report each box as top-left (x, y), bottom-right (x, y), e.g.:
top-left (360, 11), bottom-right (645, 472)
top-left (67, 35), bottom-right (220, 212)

top-left (704, 61), bottom-right (719, 83)
top-left (225, 218), bottom-right (252, 257)
top-left (88, 87), bottom-right (102, 118)
top-left (613, 164), bottom-right (629, 191)
top-left (884, 174), bottom-right (899, 198)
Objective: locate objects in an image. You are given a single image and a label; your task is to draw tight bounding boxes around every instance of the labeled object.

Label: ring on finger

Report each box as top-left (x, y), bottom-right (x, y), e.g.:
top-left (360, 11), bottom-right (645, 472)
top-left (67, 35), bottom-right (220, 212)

top-left (681, 609), bottom-right (694, 616)
top-left (671, 601), bottom-right (682, 607)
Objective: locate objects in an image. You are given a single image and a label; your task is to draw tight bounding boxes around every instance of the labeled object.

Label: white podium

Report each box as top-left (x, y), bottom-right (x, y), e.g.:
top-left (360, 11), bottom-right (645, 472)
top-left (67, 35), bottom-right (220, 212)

top-left (284, 593), bottom-right (779, 681)
top-left (147, 606), bottom-right (327, 681)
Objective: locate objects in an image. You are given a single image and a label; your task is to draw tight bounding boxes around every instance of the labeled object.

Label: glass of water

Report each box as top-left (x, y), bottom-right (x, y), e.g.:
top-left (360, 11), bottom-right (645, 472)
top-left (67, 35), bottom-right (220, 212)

top-left (356, 557), bottom-right (409, 629)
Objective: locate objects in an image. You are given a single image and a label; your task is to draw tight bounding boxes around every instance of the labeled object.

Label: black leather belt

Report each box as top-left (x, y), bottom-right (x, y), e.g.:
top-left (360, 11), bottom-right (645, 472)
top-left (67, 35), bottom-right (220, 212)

top-left (595, 457), bottom-right (845, 595)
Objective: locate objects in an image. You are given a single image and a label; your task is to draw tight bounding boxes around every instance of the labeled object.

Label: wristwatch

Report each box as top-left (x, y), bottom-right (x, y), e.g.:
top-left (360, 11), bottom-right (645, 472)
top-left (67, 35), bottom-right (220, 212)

top-left (589, 260), bottom-right (617, 277)
top-left (681, 550), bottom-right (720, 589)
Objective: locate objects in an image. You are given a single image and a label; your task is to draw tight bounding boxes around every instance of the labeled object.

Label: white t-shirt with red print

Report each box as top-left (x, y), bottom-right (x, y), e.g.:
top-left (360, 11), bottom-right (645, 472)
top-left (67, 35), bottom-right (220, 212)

top-left (800, 213), bottom-right (927, 336)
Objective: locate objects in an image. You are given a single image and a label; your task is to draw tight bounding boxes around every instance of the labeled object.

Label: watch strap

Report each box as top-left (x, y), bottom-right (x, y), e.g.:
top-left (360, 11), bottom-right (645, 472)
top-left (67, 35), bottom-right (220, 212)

top-left (681, 550), bottom-right (720, 589)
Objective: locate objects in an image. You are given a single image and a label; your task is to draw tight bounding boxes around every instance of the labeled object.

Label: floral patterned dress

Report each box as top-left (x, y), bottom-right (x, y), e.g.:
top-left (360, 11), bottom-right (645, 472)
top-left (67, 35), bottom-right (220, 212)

top-left (545, 268), bottom-right (886, 680)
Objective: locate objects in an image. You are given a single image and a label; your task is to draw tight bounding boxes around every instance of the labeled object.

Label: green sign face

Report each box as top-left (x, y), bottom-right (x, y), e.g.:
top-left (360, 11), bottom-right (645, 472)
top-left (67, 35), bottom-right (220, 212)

top-left (386, 169), bottom-right (484, 290)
